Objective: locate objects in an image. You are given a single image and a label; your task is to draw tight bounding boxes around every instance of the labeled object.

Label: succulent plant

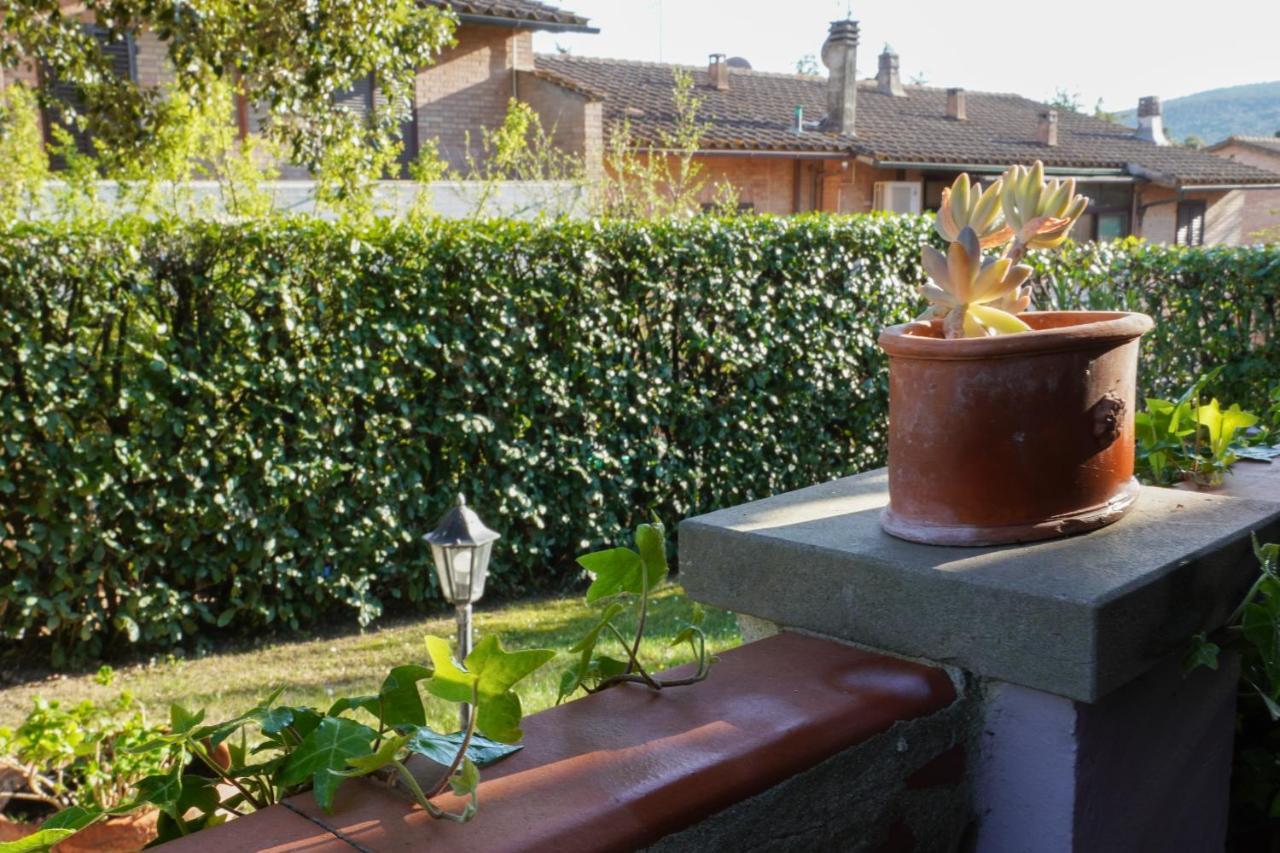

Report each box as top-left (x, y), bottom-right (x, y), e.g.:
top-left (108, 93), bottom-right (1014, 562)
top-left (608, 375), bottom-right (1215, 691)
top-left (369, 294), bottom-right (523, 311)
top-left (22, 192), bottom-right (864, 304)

top-left (921, 226), bottom-right (1033, 338)
top-left (1000, 162), bottom-right (1089, 254)
top-left (919, 159), bottom-right (1087, 339)
top-left (934, 174), bottom-right (1013, 248)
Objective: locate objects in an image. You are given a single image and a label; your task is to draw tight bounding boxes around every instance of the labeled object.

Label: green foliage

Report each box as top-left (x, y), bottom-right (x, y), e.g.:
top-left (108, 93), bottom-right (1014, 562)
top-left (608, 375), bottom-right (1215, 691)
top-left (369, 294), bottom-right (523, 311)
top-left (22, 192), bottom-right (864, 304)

top-left (0, 0), bottom-right (455, 186)
top-left (1, 635), bottom-right (551, 850)
top-left (1027, 237), bottom-right (1280, 413)
top-left (559, 521), bottom-right (712, 701)
top-left (3, 218), bottom-right (1280, 663)
top-left (0, 692), bottom-right (174, 820)
top-left (1135, 367), bottom-right (1261, 486)
top-left (1186, 537), bottom-right (1280, 845)
top-left (0, 214), bottom-right (925, 663)
top-left (0, 84), bottom-right (49, 221)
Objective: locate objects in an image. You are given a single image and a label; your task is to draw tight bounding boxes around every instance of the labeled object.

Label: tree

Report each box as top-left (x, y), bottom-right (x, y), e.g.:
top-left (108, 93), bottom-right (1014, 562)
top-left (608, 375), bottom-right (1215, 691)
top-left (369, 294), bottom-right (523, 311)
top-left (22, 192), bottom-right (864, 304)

top-left (795, 54), bottom-right (820, 77)
top-left (1093, 98), bottom-right (1117, 123)
top-left (0, 1), bottom-right (456, 187)
top-left (1049, 87), bottom-right (1082, 113)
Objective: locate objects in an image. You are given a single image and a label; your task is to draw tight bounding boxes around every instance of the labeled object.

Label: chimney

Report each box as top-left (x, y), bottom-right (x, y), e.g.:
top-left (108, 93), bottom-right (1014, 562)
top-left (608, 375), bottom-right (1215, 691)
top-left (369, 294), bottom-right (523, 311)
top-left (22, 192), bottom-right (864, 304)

top-left (1037, 109), bottom-right (1058, 147)
top-left (946, 87), bottom-right (966, 121)
top-left (876, 45), bottom-right (905, 97)
top-left (1135, 96), bottom-right (1169, 146)
top-left (820, 19), bottom-right (860, 135)
top-left (708, 53), bottom-right (729, 91)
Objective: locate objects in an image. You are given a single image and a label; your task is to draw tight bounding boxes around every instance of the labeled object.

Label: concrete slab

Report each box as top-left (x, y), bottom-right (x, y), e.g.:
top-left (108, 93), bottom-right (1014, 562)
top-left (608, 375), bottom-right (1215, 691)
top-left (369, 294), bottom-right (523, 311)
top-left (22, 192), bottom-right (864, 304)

top-left (679, 468), bottom-right (1280, 702)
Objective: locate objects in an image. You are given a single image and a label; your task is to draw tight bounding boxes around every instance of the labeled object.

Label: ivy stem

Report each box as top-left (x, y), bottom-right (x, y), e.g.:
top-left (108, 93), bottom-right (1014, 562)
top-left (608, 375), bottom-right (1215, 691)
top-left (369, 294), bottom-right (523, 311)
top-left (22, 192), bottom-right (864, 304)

top-left (392, 759), bottom-right (446, 819)
top-left (190, 742), bottom-right (266, 811)
top-left (602, 622), bottom-right (659, 689)
top-left (627, 565), bottom-right (651, 676)
top-left (427, 686), bottom-right (478, 799)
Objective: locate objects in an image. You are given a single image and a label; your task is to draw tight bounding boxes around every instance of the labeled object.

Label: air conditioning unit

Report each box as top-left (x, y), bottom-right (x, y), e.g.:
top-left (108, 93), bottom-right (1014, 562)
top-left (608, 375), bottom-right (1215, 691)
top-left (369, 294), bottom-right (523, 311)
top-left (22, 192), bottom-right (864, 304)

top-left (873, 181), bottom-right (922, 214)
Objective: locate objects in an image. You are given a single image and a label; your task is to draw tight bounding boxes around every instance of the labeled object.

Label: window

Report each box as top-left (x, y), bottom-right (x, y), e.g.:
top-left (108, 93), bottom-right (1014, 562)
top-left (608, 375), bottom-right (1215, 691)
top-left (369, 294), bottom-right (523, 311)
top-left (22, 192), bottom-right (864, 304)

top-left (1176, 201), bottom-right (1206, 246)
top-left (1072, 182), bottom-right (1134, 242)
top-left (42, 26), bottom-right (136, 160)
top-left (333, 75), bottom-right (418, 177)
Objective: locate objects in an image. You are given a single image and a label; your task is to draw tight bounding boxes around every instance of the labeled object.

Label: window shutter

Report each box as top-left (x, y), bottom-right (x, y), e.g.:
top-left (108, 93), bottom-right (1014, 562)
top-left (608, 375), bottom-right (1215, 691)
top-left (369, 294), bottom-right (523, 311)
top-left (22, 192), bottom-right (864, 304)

top-left (44, 27), bottom-right (136, 161)
top-left (334, 75), bottom-right (417, 177)
top-left (1176, 201), bottom-right (1206, 246)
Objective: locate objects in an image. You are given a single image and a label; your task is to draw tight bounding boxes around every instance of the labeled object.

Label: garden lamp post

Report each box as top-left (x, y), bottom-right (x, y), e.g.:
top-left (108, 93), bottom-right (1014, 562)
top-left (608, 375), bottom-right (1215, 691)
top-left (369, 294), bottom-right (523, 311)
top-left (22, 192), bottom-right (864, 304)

top-left (426, 494), bottom-right (499, 729)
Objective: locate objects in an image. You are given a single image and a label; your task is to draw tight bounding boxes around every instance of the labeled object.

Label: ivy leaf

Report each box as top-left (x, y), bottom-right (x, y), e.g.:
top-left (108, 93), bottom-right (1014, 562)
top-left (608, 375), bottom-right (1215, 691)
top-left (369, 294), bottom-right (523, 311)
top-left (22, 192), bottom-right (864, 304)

top-left (476, 691), bottom-right (525, 744)
top-left (467, 635), bottom-right (557, 702)
top-left (634, 522), bottom-right (669, 593)
top-left (578, 547), bottom-right (643, 603)
top-left (1182, 632), bottom-right (1220, 673)
top-left (0, 806), bottom-right (103, 853)
top-left (450, 757), bottom-right (480, 797)
top-left (280, 716), bottom-right (377, 811)
top-left (135, 769), bottom-right (183, 813)
top-left (0, 830), bottom-right (77, 853)
top-left (341, 732), bottom-right (412, 777)
top-left (424, 635), bottom-right (554, 744)
top-left (423, 636), bottom-right (476, 703)
top-left (402, 726), bottom-right (523, 767)
top-left (169, 703), bottom-right (205, 735)
top-left (364, 664), bottom-right (431, 727)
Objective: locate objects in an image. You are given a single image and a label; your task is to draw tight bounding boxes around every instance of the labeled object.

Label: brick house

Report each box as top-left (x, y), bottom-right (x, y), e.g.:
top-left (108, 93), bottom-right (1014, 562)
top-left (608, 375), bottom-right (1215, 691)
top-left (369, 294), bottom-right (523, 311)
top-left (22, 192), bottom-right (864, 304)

top-left (0, 0), bottom-right (602, 178)
top-left (7, 5), bottom-right (1279, 242)
top-left (535, 19), bottom-right (1280, 245)
top-left (1206, 135), bottom-right (1280, 241)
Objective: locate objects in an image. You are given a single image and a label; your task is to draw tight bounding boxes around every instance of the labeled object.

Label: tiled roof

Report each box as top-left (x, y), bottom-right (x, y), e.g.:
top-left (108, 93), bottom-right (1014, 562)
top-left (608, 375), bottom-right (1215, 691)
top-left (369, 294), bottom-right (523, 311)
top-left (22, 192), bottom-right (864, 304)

top-left (430, 0), bottom-right (594, 32)
top-left (1207, 135), bottom-right (1280, 158)
top-left (535, 54), bottom-right (1279, 187)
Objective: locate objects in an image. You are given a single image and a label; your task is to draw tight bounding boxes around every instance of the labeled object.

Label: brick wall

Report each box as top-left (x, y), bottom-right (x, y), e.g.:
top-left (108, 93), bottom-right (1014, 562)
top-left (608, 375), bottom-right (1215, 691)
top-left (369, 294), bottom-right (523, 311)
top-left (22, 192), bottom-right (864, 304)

top-left (415, 24), bottom-right (521, 172)
top-left (516, 70), bottom-right (601, 179)
top-left (132, 29), bottom-right (171, 88)
top-left (1207, 142), bottom-right (1280, 242)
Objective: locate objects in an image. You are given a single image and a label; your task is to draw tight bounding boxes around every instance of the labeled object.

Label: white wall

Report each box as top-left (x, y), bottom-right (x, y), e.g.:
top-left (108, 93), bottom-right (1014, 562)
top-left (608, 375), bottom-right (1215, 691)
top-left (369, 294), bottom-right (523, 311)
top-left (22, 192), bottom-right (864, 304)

top-left (25, 180), bottom-right (589, 220)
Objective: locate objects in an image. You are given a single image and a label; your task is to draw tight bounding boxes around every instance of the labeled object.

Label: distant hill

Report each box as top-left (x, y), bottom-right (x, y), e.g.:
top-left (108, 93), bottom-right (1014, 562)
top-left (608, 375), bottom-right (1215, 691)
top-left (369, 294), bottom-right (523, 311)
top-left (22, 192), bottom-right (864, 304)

top-left (1114, 81), bottom-right (1280, 145)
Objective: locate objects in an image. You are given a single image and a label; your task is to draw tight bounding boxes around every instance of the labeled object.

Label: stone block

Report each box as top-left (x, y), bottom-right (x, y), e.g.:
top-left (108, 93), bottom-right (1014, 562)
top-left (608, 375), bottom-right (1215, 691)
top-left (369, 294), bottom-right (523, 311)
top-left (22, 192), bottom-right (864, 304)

top-left (680, 467), bottom-right (1280, 701)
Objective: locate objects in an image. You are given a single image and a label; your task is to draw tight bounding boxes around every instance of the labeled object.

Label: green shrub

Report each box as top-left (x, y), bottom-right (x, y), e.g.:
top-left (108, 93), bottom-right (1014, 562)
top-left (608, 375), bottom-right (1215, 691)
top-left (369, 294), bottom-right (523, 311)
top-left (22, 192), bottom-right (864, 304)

top-left (2, 218), bottom-right (1278, 664)
top-left (0, 214), bottom-right (925, 663)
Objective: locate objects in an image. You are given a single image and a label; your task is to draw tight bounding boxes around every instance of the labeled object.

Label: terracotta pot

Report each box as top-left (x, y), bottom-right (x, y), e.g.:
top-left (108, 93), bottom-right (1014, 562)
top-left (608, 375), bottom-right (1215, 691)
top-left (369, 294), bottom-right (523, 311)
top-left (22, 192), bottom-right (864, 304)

top-left (877, 310), bottom-right (1154, 546)
top-left (0, 810), bottom-right (158, 852)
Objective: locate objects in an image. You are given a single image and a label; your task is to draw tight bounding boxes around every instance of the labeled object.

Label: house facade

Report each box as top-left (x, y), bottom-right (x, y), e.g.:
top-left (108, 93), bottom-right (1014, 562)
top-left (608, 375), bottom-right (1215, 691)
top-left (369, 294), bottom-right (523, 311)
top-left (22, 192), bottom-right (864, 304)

top-left (535, 19), bottom-right (1280, 245)
top-left (0, 0), bottom-right (602, 179)
top-left (1206, 136), bottom-right (1280, 241)
top-left (6, 5), bottom-right (1278, 243)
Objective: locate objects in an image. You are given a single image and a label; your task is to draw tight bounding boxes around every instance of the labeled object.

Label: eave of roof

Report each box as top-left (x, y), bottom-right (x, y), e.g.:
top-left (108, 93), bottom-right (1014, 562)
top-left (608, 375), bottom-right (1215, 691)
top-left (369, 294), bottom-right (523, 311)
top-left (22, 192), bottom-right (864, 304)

top-left (1206, 135), bottom-right (1280, 156)
top-left (535, 53), bottom-right (1279, 187)
top-left (429, 1), bottom-right (596, 33)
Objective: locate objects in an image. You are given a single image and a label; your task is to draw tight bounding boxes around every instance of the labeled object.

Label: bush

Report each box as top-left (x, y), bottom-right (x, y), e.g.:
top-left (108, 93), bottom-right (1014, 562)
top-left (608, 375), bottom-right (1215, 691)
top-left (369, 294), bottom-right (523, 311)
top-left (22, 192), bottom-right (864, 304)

top-left (0, 215), bottom-right (925, 663)
top-left (2, 218), bottom-right (1278, 664)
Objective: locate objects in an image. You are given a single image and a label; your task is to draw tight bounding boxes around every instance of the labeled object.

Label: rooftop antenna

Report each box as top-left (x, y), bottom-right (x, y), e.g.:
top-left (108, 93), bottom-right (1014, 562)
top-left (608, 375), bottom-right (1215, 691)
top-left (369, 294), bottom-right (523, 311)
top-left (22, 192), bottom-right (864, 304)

top-left (657, 0), bottom-right (664, 62)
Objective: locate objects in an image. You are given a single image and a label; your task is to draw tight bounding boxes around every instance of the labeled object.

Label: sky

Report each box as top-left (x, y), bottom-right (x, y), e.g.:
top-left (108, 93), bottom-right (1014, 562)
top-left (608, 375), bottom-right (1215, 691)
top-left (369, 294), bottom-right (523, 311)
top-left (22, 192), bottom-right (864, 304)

top-left (533, 0), bottom-right (1280, 112)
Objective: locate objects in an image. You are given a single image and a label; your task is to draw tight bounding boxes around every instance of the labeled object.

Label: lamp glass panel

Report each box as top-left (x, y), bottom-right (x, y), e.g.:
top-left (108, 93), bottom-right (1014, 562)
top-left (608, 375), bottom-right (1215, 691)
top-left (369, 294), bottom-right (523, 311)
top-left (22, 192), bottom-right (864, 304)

top-left (470, 541), bottom-right (493, 601)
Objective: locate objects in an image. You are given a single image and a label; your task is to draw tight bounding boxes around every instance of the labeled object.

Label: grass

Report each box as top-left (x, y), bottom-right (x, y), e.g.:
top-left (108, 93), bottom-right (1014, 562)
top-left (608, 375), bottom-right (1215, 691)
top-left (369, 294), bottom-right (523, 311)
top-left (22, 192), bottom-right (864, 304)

top-left (0, 586), bottom-right (741, 732)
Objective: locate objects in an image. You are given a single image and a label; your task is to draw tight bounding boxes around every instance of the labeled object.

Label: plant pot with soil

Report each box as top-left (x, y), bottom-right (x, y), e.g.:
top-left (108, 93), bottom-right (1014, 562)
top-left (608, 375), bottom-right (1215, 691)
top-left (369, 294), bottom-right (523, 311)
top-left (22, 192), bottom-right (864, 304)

top-left (879, 163), bottom-right (1154, 546)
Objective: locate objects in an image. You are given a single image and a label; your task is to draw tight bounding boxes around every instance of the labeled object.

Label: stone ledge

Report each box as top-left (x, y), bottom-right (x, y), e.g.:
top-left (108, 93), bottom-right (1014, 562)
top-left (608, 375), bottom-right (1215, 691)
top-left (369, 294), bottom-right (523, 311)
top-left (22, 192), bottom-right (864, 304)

top-left (156, 632), bottom-right (959, 852)
top-left (679, 468), bottom-right (1280, 703)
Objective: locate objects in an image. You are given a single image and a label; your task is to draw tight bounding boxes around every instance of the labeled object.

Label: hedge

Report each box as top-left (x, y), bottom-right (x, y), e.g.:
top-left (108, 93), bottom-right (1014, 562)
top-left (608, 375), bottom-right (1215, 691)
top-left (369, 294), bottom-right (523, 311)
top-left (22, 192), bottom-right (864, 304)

top-left (1, 216), bottom-right (1277, 664)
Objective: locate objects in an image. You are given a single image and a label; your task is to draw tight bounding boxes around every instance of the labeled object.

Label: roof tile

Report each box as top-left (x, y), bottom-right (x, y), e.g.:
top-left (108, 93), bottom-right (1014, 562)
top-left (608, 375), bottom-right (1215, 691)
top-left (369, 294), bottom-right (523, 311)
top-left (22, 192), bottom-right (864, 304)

top-left (430, 0), bottom-right (592, 31)
top-left (536, 54), bottom-right (1277, 186)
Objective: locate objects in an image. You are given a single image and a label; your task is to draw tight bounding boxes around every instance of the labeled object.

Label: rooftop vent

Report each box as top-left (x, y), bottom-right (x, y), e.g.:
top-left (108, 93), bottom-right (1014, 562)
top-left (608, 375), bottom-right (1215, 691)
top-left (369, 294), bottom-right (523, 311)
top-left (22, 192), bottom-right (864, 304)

top-left (876, 45), bottom-right (905, 97)
top-left (1037, 109), bottom-right (1059, 147)
top-left (1135, 96), bottom-right (1169, 146)
top-left (708, 53), bottom-right (729, 91)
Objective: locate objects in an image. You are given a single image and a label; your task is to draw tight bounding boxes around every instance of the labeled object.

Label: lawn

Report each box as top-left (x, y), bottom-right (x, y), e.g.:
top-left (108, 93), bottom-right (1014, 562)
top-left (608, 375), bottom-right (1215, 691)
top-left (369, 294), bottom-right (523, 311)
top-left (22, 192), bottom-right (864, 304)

top-left (0, 586), bottom-right (742, 733)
